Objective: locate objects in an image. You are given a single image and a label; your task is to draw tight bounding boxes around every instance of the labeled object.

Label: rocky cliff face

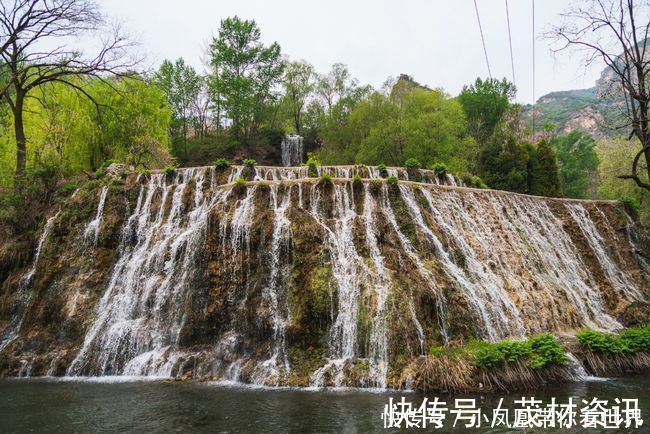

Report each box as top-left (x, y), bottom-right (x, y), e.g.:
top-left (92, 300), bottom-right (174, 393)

top-left (0, 166), bottom-right (648, 388)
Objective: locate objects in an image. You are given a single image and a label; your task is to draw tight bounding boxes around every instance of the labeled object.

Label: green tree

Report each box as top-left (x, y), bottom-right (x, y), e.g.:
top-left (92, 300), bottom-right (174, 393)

top-left (155, 58), bottom-right (202, 158)
top-left (529, 139), bottom-right (561, 197)
top-left (208, 16), bottom-right (285, 143)
top-left (552, 131), bottom-right (599, 198)
top-left (457, 77), bottom-right (516, 146)
top-left (283, 60), bottom-right (315, 134)
top-left (597, 138), bottom-right (650, 223)
top-left (0, 0), bottom-right (137, 190)
top-left (479, 134), bottom-right (530, 193)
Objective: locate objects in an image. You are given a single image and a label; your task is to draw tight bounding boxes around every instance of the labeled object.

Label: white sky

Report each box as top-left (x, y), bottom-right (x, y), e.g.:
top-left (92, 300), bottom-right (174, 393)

top-left (99, 0), bottom-right (603, 104)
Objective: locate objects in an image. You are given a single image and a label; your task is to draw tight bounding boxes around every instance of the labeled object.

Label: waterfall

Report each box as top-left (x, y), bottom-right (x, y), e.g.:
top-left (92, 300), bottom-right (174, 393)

top-left (308, 183), bottom-right (366, 386)
top-left (3, 166), bottom-right (647, 388)
top-left (399, 185), bottom-right (524, 340)
top-left (566, 203), bottom-right (642, 301)
top-left (0, 210), bottom-right (60, 353)
top-left (281, 134), bottom-right (304, 166)
top-left (378, 185), bottom-right (449, 344)
top-left (363, 184), bottom-right (390, 388)
top-left (84, 185), bottom-right (109, 245)
top-left (68, 169), bottom-right (218, 376)
top-left (252, 184), bottom-right (293, 385)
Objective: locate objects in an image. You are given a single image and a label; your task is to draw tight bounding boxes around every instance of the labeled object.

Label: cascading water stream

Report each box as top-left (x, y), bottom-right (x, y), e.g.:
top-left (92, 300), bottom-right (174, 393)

top-left (68, 169), bottom-right (220, 376)
top-left (252, 185), bottom-right (293, 385)
top-left (0, 210), bottom-right (60, 352)
top-left (566, 203), bottom-right (642, 302)
top-left (281, 134), bottom-right (304, 166)
top-left (362, 184), bottom-right (391, 388)
top-left (308, 183), bottom-right (367, 387)
top-left (84, 185), bottom-right (109, 245)
top-left (378, 184), bottom-right (449, 344)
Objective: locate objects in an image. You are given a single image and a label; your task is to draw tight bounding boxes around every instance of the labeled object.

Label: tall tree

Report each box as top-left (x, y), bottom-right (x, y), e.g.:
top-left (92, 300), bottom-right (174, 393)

top-left (551, 0), bottom-right (650, 191)
top-left (529, 139), bottom-right (562, 197)
top-left (552, 131), bottom-right (600, 198)
top-left (0, 0), bottom-right (137, 189)
top-left (457, 77), bottom-right (517, 146)
top-left (208, 16), bottom-right (284, 143)
top-left (283, 60), bottom-right (315, 134)
top-left (155, 58), bottom-right (202, 157)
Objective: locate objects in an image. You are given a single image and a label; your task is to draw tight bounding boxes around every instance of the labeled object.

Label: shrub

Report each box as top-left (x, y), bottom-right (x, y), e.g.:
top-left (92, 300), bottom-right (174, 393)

top-left (527, 333), bottom-right (569, 369)
top-left (353, 174), bottom-right (362, 183)
top-left (472, 333), bottom-right (567, 370)
top-left (470, 176), bottom-right (488, 189)
top-left (378, 163), bottom-right (388, 178)
top-left (577, 326), bottom-right (650, 356)
top-left (214, 158), bottom-right (230, 170)
top-left (100, 159), bottom-right (120, 169)
top-left (404, 158), bottom-right (421, 170)
top-left (431, 162), bottom-right (449, 178)
top-left (306, 156), bottom-right (320, 177)
top-left (429, 346), bottom-right (445, 357)
top-left (319, 173), bottom-right (332, 185)
top-left (387, 175), bottom-right (398, 186)
top-left (234, 177), bottom-right (247, 187)
top-left (370, 179), bottom-right (383, 193)
top-left (242, 158), bottom-right (257, 168)
top-left (164, 166), bottom-right (177, 176)
top-left (57, 181), bottom-right (79, 196)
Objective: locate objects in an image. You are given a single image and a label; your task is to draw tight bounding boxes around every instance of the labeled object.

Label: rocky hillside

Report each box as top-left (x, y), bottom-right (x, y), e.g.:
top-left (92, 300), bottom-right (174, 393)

top-left (0, 165), bottom-right (648, 388)
top-left (523, 65), bottom-right (626, 139)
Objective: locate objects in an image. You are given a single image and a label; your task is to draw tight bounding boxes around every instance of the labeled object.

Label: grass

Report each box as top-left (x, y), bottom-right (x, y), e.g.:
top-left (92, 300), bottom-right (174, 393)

top-left (387, 175), bottom-right (398, 186)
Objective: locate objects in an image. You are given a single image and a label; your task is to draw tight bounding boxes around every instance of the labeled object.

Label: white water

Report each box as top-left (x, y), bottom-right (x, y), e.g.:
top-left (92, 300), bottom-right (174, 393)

top-left (0, 210), bottom-right (60, 352)
top-left (362, 184), bottom-right (390, 388)
top-left (252, 185), bottom-right (293, 385)
top-left (281, 134), bottom-right (304, 166)
top-left (4, 167), bottom-right (646, 388)
top-left (308, 184), bottom-right (366, 386)
top-left (68, 169), bottom-right (219, 376)
top-left (84, 185), bottom-right (109, 245)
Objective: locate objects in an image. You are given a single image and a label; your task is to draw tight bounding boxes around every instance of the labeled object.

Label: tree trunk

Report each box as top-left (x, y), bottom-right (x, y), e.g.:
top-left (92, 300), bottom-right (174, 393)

top-left (13, 93), bottom-right (26, 192)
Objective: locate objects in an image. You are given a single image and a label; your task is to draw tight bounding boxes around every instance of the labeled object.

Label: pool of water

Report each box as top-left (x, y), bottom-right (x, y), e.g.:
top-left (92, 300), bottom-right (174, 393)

top-left (1, 376), bottom-right (648, 432)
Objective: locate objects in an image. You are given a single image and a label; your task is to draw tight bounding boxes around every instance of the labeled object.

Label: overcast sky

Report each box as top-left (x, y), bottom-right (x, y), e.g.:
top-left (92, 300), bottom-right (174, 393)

top-left (100, 0), bottom-right (603, 104)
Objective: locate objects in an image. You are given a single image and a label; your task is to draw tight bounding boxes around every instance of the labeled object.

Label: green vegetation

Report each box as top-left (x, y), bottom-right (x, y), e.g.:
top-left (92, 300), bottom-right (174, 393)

top-left (430, 333), bottom-right (569, 370)
top-left (552, 131), bottom-right (599, 199)
top-left (377, 164), bottom-right (388, 178)
top-left (404, 158), bottom-right (421, 170)
top-left (576, 326), bottom-right (650, 356)
top-left (387, 175), bottom-right (398, 186)
top-left (319, 173), bottom-right (332, 185)
top-left (234, 178), bottom-right (247, 187)
top-left (352, 174), bottom-right (362, 184)
top-left (242, 159), bottom-right (257, 168)
top-left (305, 155), bottom-right (320, 177)
top-left (214, 158), bottom-right (230, 170)
top-left (431, 162), bottom-right (449, 178)
top-left (164, 166), bottom-right (177, 176)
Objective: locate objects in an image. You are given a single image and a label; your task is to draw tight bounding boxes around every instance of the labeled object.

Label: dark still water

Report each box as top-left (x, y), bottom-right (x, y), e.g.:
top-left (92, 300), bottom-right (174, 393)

top-left (0, 377), bottom-right (648, 433)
